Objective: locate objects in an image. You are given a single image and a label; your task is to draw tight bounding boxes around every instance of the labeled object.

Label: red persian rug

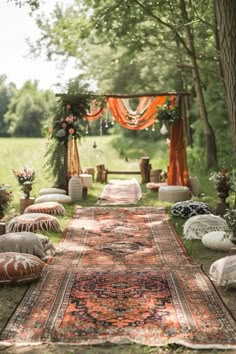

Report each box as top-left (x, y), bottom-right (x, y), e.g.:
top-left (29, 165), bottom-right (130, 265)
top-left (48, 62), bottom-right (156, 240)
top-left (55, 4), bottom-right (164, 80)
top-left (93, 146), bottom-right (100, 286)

top-left (1, 207), bottom-right (236, 349)
top-left (97, 178), bottom-right (142, 205)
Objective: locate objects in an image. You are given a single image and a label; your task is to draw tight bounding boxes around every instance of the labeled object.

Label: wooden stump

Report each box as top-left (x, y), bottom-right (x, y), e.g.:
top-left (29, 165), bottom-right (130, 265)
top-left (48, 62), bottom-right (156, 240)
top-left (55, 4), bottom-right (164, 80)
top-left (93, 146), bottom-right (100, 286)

top-left (85, 167), bottom-right (95, 181)
top-left (0, 222), bottom-right (6, 235)
top-left (20, 197), bottom-right (35, 214)
top-left (96, 164), bottom-right (106, 183)
top-left (139, 157), bottom-right (151, 184)
top-left (150, 169), bottom-right (162, 183)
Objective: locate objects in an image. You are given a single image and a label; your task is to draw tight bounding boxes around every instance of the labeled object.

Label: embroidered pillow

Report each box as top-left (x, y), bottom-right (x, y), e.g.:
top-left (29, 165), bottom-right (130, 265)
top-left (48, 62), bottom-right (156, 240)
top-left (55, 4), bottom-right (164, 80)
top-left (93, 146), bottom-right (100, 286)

top-left (0, 252), bottom-right (44, 284)
top-left (171, 201), bottom-right (210, 218)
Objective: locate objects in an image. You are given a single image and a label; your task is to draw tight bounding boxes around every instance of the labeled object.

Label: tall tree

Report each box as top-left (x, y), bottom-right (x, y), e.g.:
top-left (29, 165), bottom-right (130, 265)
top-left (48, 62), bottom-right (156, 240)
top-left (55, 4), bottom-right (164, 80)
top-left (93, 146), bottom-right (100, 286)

top-left (0, 75), bottom-right (16, 137)
top-left (214, 0), bottom-right (236, 156)
top-left (4, 81), bottom-right (56, 137)
top-left (30, 0), bottom-right (221, 167)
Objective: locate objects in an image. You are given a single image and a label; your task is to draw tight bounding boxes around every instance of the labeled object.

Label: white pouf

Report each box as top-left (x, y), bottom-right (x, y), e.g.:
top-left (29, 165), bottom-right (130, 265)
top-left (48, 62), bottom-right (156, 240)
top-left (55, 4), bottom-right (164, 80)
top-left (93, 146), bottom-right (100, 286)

top-left (79, 174), bottom-right (93, 188)
top-left (183, 214), bottom-right (228, 240)
top-left (202, 231), bottom-right (234, 251)
top-left (209, 255), bottom-right (236, 288)
top-left (35, 194), bottom-right (72, 204)
top-left (39, 188), bottom-right (66, 196)
top-left (158, 185), bottom-right (191, 203)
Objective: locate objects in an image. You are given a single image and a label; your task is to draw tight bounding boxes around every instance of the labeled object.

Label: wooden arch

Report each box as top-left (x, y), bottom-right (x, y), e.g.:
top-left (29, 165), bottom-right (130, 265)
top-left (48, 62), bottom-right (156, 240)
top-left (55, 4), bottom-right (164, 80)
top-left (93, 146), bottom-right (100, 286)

top-left (56, 91), bottom-right (190, 186)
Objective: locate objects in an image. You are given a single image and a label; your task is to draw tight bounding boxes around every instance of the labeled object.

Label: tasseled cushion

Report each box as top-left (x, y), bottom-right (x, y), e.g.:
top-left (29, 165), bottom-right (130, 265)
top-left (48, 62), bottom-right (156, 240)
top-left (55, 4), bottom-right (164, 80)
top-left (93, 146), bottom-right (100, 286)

top-left (24, 202), bottom-right (65, 216)
top-left (183, 214), bottom-right (228, 240)
top-left (7, 213), bottom-right (61, 233)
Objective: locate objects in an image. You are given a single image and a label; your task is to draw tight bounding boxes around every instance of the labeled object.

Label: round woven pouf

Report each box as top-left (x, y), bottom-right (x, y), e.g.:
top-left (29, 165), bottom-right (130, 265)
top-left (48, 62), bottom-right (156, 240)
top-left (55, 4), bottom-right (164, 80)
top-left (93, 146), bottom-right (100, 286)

top-left (39, 188), bottom-right (66, 196)
top-left (35, 194), bottom-right (72, 204)
top-left (202, 231), bottom-right (234, 251)
top-left (158, 185), bottom-right (191, 203)
top-left (7, 213), bottom-right (61, 233)
top-left (24, 202), bottom-right (65, 216)
top-left (0, 252), bottom-right (44, 284)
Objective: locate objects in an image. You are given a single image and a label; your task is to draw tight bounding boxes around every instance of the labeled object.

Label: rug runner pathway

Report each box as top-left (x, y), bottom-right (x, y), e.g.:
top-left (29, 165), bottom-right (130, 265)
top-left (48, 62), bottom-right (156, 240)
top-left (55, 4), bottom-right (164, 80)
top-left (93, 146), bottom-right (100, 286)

top-left (96, 178), bottom-right (142, 205)
top-left (1, 207), bottom-right (236, 349)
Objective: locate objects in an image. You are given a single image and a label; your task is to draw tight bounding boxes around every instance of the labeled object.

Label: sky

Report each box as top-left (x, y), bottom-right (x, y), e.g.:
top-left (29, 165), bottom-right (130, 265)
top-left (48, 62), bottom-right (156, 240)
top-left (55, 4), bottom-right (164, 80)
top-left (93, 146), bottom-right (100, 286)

top-left (0, 0), bottom-right (79, 91)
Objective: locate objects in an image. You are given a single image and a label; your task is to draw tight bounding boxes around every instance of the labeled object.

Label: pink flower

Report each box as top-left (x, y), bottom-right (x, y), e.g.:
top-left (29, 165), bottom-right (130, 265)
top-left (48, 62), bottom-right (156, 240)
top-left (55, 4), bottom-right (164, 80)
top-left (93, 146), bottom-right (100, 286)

top-left (69, 128), bottom-right (75, 134)
top-left (222, 168), bottom-right (228, 175)
top-left (66, 104), bottom-right (71, 109)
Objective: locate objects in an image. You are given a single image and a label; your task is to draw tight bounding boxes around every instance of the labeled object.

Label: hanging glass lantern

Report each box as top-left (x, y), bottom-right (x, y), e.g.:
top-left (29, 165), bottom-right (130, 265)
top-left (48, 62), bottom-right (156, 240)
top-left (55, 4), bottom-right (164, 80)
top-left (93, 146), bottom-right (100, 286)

top-left (160, 123), bottom-right (168, 135)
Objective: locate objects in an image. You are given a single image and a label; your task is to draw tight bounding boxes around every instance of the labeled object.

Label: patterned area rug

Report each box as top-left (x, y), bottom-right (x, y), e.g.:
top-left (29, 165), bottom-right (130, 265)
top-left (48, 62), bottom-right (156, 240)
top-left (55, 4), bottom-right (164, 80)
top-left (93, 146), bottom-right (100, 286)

top-left (1, 207), bottom-right (236, 349)
top-left (97, 178), bottom-right (142, 205)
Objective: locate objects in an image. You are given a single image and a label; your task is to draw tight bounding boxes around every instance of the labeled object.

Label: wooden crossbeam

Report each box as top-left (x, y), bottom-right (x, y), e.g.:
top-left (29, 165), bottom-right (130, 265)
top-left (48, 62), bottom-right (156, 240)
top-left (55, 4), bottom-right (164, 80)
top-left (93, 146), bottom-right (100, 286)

top-left (106, 170), bottom-right (140, 175)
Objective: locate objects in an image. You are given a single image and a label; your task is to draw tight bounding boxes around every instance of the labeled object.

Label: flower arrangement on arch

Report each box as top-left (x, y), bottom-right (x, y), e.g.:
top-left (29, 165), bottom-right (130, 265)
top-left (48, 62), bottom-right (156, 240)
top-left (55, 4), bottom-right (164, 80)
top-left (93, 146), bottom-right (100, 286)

top-left (13, 166), bottom-right (35, 199)
top-left (0, 184), bottom-right (13, 213)
top-left (47, 102), bottom-right (86, 144)
top-left (156, 97), bottom-right (179, 128)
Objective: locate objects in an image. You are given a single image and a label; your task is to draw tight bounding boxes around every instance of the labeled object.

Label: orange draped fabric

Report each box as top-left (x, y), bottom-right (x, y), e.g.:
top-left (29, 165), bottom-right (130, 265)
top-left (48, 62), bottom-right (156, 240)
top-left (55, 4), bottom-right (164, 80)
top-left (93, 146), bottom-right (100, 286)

top-left (67, 137), bottom-right (82, 178)
top-left (107, 96), bottom-right (173, 130)
top-left (168, 108), bottom-right (190, 186)
top-left (76, 93), bottom-right (189, 187)
top-left (85, 99), bottom-right (107, 121)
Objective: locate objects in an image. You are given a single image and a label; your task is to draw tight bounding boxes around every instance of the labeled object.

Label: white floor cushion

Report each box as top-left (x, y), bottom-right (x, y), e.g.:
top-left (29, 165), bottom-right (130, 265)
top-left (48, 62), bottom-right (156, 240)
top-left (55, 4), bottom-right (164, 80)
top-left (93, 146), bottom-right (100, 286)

top-left (202, 231), bottom-right (234, 251)
top-left (35, 194), bottom-right (72, 204)
top-left (39, 188), bottom-right (66, 196)
top-left (209, 255), bottom-right (236, 288)
top-left (183, 214), bottom-right (228, 240)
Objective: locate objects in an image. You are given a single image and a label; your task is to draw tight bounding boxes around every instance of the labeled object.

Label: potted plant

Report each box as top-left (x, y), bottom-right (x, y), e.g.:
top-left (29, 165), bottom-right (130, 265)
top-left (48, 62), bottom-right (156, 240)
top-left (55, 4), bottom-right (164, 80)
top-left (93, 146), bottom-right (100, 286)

top-left (13, 166), bottom-right (35, 199)
top-left (0, 184), bottom-right (13, 219)
top-left (223, 209), bottom-right (236, 244)
top-left (209, 168), bottom-right (235, 215)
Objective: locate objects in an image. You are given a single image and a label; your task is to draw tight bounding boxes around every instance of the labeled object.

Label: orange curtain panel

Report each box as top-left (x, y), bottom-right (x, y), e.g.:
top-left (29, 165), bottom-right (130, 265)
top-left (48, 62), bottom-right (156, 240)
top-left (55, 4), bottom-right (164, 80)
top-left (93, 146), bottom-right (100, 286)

top-left (168, 100), bottom-right (190, 186)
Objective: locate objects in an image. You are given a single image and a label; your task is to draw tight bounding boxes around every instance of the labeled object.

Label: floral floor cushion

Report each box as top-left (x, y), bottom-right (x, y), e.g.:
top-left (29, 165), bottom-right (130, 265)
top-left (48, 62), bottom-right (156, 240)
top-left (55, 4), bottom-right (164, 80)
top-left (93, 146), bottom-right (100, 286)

top-left (171, 201), bottom-right (210, 218)
top-left (209, 254), bottom-right (236, 288)
top-left (146, 182), bottom-right (167, 192)
top-left (39, 188), bottom-right (66, 195)
top-left (183, 214), bottom-right (228, 240)
top-left (202, 231), bottom-right (234, 251)
top-left (35, 194), bottom-right (72, 204)
top-left (24, 202), bottom-right (65, 216)
top-left (0, 252), bottom-right (45, 284)
top-left (7, 213), bottom-right (61, 233)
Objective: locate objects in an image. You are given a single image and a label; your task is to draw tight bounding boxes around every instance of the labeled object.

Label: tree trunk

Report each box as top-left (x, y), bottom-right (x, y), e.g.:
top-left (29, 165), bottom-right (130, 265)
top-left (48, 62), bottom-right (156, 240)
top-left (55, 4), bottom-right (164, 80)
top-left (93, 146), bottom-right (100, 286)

top-left (179, 0), bottom-right (218, 169)
top-left (214, 0), bottom-right (236, 154)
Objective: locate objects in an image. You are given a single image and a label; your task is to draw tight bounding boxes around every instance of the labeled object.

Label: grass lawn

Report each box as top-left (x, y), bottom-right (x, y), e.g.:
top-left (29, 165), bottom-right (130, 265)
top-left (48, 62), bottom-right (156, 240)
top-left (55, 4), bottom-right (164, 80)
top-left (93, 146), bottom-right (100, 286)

top-left (0, 136), bottom-right (235, 354)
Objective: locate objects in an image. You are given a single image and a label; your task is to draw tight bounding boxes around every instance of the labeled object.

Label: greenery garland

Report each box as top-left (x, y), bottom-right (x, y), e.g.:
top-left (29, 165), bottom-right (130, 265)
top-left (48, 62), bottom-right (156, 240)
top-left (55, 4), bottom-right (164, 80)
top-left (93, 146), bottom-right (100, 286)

top-left (44, 79), bottom-right (95, 188)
